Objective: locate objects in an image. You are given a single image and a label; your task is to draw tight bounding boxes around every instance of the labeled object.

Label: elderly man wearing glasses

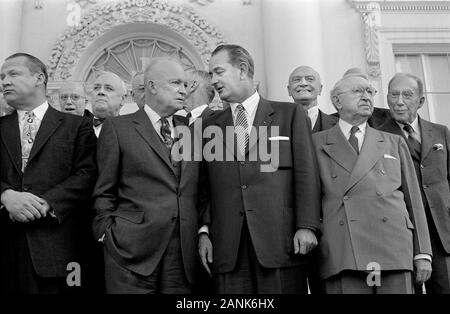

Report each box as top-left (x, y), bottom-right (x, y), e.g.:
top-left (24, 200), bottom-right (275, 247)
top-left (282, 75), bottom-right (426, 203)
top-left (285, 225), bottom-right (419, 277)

top-left (58, 81), bottom-right (90, 117)
top-left (311, 74), bottom-right (432, 294)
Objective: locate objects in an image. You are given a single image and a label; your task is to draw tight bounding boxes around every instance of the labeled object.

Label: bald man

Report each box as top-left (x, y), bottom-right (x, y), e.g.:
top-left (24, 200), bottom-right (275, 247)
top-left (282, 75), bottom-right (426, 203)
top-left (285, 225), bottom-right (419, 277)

top-left (58, 82), bottom-right (90, 117)
top-left (312, 74), bottom-right (432, 293)
top-left (288, 65), bottom-right (337, 133)
top-left (90, 71), bottom-right (126, 137)
top-left (92, 57), bottom-right (201, 293)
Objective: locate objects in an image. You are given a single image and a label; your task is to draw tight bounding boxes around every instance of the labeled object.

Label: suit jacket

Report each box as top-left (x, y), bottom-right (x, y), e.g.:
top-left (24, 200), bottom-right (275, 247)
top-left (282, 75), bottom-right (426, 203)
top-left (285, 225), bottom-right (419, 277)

top-left (199, 107), bottom-right (216, 121)
top-left (200, 97), bottom-right (321, 273)
top-left (312, 109), bottom-right (338, 133)
top-left (378, 117), bottom-right (450, 253)
top-left (92, 108), bottom-right (200, 282)
top-left (332, 107), bottom-right (390, 128)
top-left (0, 106), bottom-right (97, 277)
top-left (312, 124), bottom-right (432, 279)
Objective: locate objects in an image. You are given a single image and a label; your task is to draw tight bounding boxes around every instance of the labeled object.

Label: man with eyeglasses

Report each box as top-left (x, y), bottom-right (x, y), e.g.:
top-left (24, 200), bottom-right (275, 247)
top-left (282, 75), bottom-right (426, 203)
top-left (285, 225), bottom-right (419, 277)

top-left (92, 57), bottom-right (202, 293)
top-left (312, 74), bottom-right (432, 293)
top-left (379, 72), bottom-right (450, 294)
top-left (90, 71), bottom-right (126, 137)
top-left (58, 82), bottom-right (90, 117)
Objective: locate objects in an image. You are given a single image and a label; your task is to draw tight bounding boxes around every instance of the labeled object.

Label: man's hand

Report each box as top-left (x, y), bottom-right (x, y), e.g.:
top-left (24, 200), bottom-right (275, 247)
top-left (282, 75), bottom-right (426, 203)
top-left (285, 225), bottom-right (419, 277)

top-left (198, 233), bottom-right (213, 276)
top-left (414, 259), bottom-right (432, 285)
top-left (1, 189), bottom-right (49, 223)
top-left (293, 228), bottom-right (318, 255)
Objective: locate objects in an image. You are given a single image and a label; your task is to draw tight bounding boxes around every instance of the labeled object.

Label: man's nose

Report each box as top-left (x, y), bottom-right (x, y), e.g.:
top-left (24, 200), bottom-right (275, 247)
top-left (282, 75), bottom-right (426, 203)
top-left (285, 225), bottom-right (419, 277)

top-left (210, 74), bottom-right (218, 85)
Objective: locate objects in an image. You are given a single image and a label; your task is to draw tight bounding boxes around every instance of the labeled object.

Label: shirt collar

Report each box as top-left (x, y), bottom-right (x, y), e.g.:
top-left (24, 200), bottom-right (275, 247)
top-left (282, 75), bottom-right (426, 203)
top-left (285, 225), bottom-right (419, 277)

top-left (17, 101), bottom-right (49, 121)
top-left (190, 104), bottom-right (208, 119)
top-left (396, 115), bottom-right (420, 134)
top-left (144, 104), bottom-right (174, 127)
top-left (338, 118), bottom-right (367, 137)
top-left (230, 91), bottom-right (259, 116)
top-left (307, 105), bottom-right (319, 120)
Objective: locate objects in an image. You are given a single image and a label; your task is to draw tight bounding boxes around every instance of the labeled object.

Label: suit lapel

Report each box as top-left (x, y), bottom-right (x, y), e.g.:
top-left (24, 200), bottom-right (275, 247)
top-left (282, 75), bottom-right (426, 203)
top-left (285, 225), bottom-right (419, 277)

top-left (345, 127), bottom-right (385, 193)
top-left (28, 106), bottom-right (63, 164)
top-left (247, 98), bottom-right (273, 155)
top-left (214, 108), bottom-right (237, 159)
top-left (382, 118), bottom-right (421, 161)
top-left (0, 111), bottom-right (22, 174)
top-left (419, 117), bottom-right (435, 162)
top-left (321, 124), bottom-right (357, 173)
top-left (133, 108), bottom-right (174, 172)
top-left (312, 110), bottom-right (321, 133)
top-left (173, 115), bottom-right (189, 175)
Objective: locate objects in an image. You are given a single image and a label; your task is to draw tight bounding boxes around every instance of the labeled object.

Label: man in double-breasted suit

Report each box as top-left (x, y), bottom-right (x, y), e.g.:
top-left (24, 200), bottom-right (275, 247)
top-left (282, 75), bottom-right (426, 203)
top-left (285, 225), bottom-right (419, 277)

top-left (379, 72), bottom-right (450, 293)
top-left (198, 45), bottom-right (321, 294)
top-left (0, 53), bottom-right (97, 294)
top-left (312, 74), bottom-right (432, 293)
top-left (92, 57), bottom-right (201, 293)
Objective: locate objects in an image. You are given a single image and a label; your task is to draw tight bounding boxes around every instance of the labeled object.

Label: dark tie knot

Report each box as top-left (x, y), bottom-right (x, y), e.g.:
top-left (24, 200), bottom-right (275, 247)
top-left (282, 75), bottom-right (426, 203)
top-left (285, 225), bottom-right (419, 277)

top-left (93, 117), bottom-right (105, 127)
top-left (186, 112), bottom-right (192, 120)
top-left (350, 126), bottom-right (359, 135)
top-left (236, 104), bottom-right (245, 113)
top-left (403, 124), bottom-right (414, 135)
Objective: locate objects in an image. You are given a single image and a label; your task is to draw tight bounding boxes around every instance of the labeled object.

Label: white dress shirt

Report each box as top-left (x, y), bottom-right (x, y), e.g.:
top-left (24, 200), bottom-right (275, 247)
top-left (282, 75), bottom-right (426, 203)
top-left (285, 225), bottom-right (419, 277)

top-left (144, 104), bottom-right (175, 139)
top-left (188, 104), bottom-right (208, 125)
top-left (338, 119), bottom-right (367, 152)
top-left (397, 116), bottom-right (421, 143)
top-left (307, 106), bottom-right (319, 130)
top-left (17, 101), bottom-right (49, 141)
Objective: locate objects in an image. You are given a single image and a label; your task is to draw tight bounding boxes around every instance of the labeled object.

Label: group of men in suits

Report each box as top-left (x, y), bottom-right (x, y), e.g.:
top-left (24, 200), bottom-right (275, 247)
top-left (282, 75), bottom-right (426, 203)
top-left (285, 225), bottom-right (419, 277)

top-left (1, 43), bottom-right (449, 294)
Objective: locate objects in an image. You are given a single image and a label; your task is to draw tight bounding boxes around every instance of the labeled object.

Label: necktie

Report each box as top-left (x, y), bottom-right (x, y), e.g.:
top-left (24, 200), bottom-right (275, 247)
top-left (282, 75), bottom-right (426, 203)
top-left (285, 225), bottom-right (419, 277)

top-left (160, 117), bottom-right (174, 150)
top-left (235, 104), bottom-right (249, 154)
top-left (93, 117), bottom-right (105, 127)
top-left (403, 124), bottom-right (421, 155)
top-left (186, 112), bottom-right (193, 125)
top-left (348, 125), bottom-right (359, 154)
top-left (21, 111), bottom-right (38, 171)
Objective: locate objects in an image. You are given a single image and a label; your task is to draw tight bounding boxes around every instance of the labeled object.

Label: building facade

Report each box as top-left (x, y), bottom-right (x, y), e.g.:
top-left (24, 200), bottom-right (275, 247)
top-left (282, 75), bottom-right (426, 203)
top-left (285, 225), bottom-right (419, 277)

top-left (1, 0), bottom-right (449, 126)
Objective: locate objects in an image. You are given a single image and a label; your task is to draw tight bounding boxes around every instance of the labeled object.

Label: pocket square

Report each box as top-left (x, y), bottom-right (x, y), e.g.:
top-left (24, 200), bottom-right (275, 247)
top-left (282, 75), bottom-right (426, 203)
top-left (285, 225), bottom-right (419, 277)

top-left (383, 154), bottom-right (397, 160)
top-left (269, 136), bottom-right (290, 141)
top-left (433, 143), bottom-right (444, 151)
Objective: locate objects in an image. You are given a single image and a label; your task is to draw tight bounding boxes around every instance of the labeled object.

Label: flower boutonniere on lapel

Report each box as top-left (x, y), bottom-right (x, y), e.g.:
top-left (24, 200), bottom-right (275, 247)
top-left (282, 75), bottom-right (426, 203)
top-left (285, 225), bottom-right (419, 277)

top-left (433, 143), bottom-right (444, 151)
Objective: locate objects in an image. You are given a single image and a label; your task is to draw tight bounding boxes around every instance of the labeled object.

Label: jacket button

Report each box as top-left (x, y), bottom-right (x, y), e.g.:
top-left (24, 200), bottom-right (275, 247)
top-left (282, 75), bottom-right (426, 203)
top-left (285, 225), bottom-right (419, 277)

top-left (239, 212), bottom-right (244, 216)
top-left (339, 220), bottom-right (344, 226)
top-left (382, 217), bottom-right (388, 222)
top-left (240, 162), bottom-right (245, 166)
top-left (420, 164), bottom-right (425, 169)
top-left (423, 185), bottom-right (428, 189)
top-left (379, 169), bottom-right (386, 175)
top-left (241, 185), bottom-right (247, 190)
top-left (343, 196), bottom-right (349, 201)
top-left (376, 191), bottom-right (383, 196)
top-left (23, 186), bottom-right (30, 192)
top-left (171, 217), bottom-right (177, 222)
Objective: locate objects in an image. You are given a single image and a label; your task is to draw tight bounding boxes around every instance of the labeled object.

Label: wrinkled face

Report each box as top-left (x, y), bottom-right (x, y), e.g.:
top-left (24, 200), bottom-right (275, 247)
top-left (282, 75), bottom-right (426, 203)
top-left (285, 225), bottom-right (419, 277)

top-left (91, 73), bottom-right (124, 119)
top-left (209, 50), bottom-right (245, 103)
top-left (0, 57), bottom-right (43, 109)
top-left (287, 66), bottom-right (322, 104)
top-left (387, 76), bottom-right (424, 124)
top-left (131, 73), bottom-right (145, 108)
top-left (334, 76), bottom-right (375, 120)
top-left (147, 61), bottom-right (187, 116)
top-left (59, 83), bottom-right (87, 116)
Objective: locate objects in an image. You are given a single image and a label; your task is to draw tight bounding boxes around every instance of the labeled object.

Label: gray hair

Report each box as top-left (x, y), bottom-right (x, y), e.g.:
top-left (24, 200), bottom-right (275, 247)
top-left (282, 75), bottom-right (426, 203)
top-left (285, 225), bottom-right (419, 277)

top-left (388, 72), bottom-right (424, 97)
top-left (189, 69), bottom-right (216, 103)
top-left (93, 70), bottom-right (127, 96)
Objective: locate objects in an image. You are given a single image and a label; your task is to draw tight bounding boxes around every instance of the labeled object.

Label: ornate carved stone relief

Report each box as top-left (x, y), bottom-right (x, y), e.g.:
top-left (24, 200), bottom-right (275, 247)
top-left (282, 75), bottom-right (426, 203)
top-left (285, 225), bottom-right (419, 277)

top-left (47, 0), bottom-right (226, 81)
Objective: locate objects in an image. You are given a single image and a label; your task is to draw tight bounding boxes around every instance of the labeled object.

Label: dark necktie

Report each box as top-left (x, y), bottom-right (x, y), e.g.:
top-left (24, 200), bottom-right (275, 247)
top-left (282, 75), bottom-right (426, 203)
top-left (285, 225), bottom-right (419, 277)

top-left (160, 117), bottom-right (174, 150)
top-left (348, 125), bottom-right (360, 154)
top-left (403, 124), bottom-right (421, 155)
top-left (186, 112), bottom-right (192, 120)
top-left (235, 104), bottom-right (249, 154)
top-left (93, 117), bottom-right (105, 127)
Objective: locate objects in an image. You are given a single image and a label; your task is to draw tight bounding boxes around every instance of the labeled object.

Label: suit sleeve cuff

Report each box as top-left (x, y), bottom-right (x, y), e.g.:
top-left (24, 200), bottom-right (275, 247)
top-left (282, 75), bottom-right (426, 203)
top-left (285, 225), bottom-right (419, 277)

top-left (414, 254), bottom-right (432, 262)
top-left (198, 225), bottom-right (209, 235)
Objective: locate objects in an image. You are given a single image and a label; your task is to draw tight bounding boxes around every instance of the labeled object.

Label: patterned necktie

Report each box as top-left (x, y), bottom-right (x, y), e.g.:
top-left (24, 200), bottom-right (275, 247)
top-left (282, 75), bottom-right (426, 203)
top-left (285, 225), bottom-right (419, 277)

top-left (348, 125), bottom-right (360, 154)
top-left (403, 124), bottom-right (421, 155)
top-left (93, 117), bottom-right (105, 127)
top-left (21, 111), bottom-right (38, 171)
top-left (160, 117), bottom-right (174, 150)
top-left (235, 104), bottom-right (249, 154)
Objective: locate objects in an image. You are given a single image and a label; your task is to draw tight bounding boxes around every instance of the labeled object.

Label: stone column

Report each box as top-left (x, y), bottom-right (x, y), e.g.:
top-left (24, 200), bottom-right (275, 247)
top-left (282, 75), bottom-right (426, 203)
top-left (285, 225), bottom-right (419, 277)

top-left (0, 0), bottom-right (24, 63)
top-left (261, 0), bottom-right (325, 103)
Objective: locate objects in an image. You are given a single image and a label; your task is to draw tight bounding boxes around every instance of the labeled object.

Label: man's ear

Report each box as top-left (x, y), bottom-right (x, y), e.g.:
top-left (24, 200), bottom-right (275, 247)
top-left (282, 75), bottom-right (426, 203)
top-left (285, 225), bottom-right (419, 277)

top-left (331, 95), bottom-right (342, 110)
top-left (239, 62), bottom-right (249, 80)
top-left (318, 84), bottom-right (323, 96)
top-left (148, 81), bottom-right (157, 94)
top-left (287, 85), bottom-right (292, 97)
top-left (35, 72), bottom-right (45, 87)
top-left (418, 96), bottom-right (425, 109)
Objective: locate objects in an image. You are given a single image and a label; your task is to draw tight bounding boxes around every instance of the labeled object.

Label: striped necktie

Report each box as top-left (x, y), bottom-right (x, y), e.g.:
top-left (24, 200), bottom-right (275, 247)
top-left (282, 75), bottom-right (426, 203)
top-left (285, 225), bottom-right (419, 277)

top-left (235, 104), bottom-right (249, 154)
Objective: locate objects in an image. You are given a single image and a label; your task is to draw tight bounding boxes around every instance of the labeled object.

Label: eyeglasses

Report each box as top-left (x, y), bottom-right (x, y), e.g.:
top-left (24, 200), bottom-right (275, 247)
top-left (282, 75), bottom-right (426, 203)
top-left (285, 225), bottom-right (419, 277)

top-left (337, 86), bottom-right (377, 97)
top-left (388, 90), bottom-right (416, 100)
top-left (60, 94), bottom-right (83, 101)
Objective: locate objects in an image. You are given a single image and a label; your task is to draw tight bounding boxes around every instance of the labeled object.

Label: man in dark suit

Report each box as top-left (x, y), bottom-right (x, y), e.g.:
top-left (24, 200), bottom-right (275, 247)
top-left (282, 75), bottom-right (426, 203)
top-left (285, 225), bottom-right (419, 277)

top-left (92, 57), bottom-right (201, 293)
top-left (198, 44), bottom-right (321, 294)
top-left (183, 69), bottom-right (216, 125)
top-left (287, 65), bottom-right (337, 133)
top-left (331, 68), bottom-right (391, 128)
top-left (312, 74), bottom-right (432, 293)
top-left (0, 53), bottom-right (97, 294)
top-left (379, 72), bottom-right (450, 294)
